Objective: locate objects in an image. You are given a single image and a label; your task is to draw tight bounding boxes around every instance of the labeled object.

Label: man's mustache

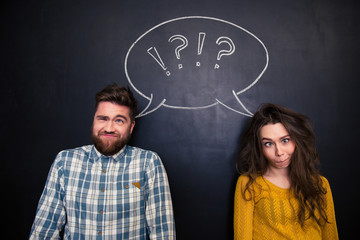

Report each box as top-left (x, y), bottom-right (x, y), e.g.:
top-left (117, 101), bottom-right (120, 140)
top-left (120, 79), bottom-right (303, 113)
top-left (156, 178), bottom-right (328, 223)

top-left (98, 131), bottom-right (120, 137)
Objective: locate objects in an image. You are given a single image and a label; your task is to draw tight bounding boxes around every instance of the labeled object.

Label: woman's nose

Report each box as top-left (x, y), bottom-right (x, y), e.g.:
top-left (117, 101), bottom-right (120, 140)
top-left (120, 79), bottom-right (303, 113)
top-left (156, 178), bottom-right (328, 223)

top-left (275, 145), bottom-right (284, 156)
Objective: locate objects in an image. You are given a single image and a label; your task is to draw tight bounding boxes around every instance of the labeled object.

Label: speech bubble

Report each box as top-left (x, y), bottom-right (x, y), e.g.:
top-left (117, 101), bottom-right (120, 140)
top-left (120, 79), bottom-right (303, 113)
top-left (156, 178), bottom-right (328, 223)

top-left (124, 16), bottom-right (269, 117)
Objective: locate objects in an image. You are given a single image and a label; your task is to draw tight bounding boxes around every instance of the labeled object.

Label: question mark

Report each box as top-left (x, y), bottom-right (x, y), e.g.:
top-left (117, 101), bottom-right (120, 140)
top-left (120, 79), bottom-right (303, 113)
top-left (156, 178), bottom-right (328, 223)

top-left (169, 35), bottom-right (188, 69)
top-left (214, 36), bottom-right (235, 69)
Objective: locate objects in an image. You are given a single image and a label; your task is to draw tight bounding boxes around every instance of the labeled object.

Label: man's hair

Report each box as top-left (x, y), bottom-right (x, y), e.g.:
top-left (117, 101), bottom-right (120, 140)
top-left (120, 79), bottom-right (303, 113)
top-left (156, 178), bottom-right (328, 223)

top-left (95, 84), bottom-right (138, 121)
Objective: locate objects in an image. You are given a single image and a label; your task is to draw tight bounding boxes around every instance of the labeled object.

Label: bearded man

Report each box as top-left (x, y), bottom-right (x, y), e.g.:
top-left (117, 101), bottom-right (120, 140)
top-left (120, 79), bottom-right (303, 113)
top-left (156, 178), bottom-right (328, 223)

top-left (30, 84), bottom-right (175, 239)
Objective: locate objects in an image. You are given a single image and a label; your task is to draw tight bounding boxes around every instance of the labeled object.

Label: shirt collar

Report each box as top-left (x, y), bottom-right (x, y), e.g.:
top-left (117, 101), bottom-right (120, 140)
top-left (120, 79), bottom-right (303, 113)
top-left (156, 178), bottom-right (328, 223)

top-left (91, 145), bottom-right (128, 162)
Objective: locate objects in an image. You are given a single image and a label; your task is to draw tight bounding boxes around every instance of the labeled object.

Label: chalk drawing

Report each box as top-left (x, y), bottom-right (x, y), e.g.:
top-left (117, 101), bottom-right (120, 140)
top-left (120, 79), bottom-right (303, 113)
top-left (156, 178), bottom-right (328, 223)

top-left (168, 35), bottom-right (188, 70)
top-left (197, 32), bottom-right (206, 55)
top-left (137, 93), bottom-right (167, 117)
top-left (147, 47), bottom-right (171, 76)
top-left (168, 35), bottom-right (188, 60)
top-left (196, 32), bottom-right (206, 67)
top-left (216, 90), bottom-right (253, 117)
top-left (214, 36), bottom-right (235, 69)
top-left (124, 16), bottom-right (269, 118)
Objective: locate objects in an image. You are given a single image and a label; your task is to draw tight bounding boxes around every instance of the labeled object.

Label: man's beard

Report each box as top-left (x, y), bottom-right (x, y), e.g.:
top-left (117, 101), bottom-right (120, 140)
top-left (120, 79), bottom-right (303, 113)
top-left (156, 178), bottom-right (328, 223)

top-left (91, 130), bottom-right (131, 156)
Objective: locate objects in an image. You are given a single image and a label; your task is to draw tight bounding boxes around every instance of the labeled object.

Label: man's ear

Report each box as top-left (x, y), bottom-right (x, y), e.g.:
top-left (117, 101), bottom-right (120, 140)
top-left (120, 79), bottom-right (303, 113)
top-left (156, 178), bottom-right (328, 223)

top-left (130, 121), bottom-right (135, 134)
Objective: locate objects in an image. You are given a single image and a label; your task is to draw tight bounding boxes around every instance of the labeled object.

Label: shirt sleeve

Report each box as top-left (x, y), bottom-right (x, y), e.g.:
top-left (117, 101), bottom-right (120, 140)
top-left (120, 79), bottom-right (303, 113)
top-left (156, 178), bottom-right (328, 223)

top-left (234, 175), bottom-right (254, 240)
top-left (321, 177), bottom-right (339, 240)
top-left (145, 153), bottom-right (176, 240)
top-left (29, 155), bottom-right (66, 239)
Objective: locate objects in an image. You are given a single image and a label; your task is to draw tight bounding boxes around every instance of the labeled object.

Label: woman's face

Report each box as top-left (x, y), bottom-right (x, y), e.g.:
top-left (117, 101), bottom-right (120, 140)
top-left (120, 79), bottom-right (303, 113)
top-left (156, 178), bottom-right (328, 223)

top-left (260, 123), bottom-right (296, 170)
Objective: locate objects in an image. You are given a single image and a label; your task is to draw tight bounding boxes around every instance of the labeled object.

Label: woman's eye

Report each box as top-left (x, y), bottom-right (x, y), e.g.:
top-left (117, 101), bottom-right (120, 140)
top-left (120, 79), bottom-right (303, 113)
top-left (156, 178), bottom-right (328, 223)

top-left (282, 138), bottom-right (290, 144)
top-left (264, 142), bottom-right (272, 147)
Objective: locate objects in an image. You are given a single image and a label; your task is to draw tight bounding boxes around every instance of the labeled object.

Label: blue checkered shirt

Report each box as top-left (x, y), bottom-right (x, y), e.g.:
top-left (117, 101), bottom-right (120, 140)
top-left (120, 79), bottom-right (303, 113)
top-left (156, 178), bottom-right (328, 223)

top-left (29, 145), bottom-right (175, 239)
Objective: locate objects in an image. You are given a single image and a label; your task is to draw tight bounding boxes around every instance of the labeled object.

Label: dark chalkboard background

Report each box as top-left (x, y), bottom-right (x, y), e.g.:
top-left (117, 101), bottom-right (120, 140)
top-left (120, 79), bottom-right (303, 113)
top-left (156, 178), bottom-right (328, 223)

top-left (2, 0), bottom-right (359, 239)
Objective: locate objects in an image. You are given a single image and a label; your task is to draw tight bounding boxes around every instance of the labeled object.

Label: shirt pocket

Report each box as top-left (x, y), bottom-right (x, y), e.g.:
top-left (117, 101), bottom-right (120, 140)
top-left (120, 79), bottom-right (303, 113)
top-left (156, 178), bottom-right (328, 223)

top-left (116, 181), bottom-right (145, 227)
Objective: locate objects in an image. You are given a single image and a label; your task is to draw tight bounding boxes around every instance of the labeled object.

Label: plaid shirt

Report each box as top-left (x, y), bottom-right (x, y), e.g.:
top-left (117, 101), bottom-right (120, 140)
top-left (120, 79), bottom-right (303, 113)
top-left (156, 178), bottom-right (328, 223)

top-left (29, 145), bottom-right (175, 239)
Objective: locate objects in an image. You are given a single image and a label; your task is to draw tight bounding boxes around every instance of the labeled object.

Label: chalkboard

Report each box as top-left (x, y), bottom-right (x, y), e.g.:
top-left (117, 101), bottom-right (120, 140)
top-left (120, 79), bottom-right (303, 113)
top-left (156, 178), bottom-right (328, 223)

top-left (3, 0), bottom-right (360, 239)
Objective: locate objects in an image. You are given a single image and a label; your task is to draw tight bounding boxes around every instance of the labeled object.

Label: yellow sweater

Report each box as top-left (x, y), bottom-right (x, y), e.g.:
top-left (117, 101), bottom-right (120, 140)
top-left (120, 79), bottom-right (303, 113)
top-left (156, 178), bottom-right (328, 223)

top-left (234, 175), bottom-right (338, 240)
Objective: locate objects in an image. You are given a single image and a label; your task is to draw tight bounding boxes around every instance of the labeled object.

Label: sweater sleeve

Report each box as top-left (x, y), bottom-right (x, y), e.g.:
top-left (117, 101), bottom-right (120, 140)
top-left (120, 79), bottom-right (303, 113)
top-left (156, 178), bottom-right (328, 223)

top-left (321, 177), bottom-right (339, 240)
top-left (234, 175), bottom-right (254, 240)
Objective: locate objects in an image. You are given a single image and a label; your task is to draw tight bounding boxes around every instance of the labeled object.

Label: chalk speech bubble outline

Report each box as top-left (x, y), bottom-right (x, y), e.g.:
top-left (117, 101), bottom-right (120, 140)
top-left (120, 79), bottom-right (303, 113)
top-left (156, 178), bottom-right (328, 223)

top-left (124, 16), bottom-right (269, 118)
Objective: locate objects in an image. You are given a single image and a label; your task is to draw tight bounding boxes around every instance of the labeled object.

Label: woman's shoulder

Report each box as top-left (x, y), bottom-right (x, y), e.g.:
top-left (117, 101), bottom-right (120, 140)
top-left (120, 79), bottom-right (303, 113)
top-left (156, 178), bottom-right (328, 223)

top-left (237, 174), bottom-right (254, 183)
top-left (319, 175), bottom-right (331, 189)
top-left (236, 175), bottom-right (251, 187)
top-left (237, 174), bottom-right (264, 187)
top-left (238, 174), bottom-right (250, 181)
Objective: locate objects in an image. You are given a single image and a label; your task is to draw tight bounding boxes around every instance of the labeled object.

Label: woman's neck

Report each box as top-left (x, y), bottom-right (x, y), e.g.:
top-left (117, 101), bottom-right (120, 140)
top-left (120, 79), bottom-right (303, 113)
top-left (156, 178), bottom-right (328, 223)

top-left (263, 167), bottom-right (291, 189)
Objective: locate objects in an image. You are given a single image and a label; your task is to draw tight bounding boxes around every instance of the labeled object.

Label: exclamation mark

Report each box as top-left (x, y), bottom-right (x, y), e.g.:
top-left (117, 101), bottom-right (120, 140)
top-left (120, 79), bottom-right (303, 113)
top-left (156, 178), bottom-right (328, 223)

top-left (147, 47), bottom-right (171, 76)
top-left (196, 32), bottom-right (206, 67)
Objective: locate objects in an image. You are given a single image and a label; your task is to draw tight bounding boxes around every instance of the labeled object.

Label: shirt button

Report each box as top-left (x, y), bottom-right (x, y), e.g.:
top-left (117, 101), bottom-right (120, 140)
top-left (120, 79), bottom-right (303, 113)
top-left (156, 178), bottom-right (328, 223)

top-left (98, 231), bottom-right (102, 235)
top-left (125, 185), bottom-right (129, 188)
top-left (101, 188), bottom-right (105, 192)
top-left (103, 169), bottom-right (107, 173)
top-left (100, 210), bottom-right (104, 214)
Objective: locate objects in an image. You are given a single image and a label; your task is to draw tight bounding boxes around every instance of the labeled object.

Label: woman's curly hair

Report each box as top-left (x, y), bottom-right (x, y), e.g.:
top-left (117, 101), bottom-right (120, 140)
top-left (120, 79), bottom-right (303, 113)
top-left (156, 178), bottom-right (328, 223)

top-left (237, 103), bottom-right (329, 227)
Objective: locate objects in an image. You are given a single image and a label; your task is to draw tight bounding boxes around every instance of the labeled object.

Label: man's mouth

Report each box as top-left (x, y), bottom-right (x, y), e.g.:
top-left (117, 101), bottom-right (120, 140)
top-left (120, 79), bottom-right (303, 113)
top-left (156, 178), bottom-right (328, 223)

top-left (99, 133), bottom-right (119, 138)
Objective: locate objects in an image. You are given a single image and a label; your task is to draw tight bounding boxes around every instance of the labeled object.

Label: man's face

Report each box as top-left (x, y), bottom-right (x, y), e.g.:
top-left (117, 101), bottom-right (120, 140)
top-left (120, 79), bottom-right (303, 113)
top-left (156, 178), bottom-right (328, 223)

top-left (91, 101), bottom-right (135, 156)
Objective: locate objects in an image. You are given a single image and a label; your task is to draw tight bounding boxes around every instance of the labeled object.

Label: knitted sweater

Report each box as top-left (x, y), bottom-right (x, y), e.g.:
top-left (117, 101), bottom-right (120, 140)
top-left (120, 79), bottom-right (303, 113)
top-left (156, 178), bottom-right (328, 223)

top-left (234, 175), bottom-right (338, 240)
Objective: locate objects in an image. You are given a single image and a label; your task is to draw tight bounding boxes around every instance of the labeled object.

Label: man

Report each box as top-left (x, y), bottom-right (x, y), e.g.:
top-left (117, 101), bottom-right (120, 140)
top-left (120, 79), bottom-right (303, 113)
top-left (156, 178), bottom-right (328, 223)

top-left (30, 84), bottom-right (176, 239)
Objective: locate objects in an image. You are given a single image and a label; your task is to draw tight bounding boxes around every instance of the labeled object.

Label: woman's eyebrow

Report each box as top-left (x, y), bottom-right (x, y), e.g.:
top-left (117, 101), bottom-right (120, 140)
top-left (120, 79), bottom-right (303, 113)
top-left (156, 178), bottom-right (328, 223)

top-left (280, 135), bottom-right (290, 140)
top-left (261, 135), bottom-right (290, 141)
top-left (261, 137), bottom-right (272, 141)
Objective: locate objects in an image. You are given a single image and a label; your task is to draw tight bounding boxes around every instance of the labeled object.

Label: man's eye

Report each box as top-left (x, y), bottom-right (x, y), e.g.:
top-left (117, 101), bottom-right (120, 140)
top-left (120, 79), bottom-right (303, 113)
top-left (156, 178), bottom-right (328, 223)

top-left (115, 119), bottom-right (124, 123)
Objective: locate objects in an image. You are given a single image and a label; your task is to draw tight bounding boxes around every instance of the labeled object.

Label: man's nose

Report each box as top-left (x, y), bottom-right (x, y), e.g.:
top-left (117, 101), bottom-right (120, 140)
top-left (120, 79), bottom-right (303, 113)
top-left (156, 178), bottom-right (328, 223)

top-left (104, 121), bottom-right (115, 132)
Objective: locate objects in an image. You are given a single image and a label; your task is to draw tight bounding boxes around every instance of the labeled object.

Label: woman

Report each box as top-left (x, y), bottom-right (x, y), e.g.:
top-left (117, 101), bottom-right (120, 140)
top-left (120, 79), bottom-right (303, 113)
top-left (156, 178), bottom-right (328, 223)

top-left (234, 103), bottom-right (338, 240)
